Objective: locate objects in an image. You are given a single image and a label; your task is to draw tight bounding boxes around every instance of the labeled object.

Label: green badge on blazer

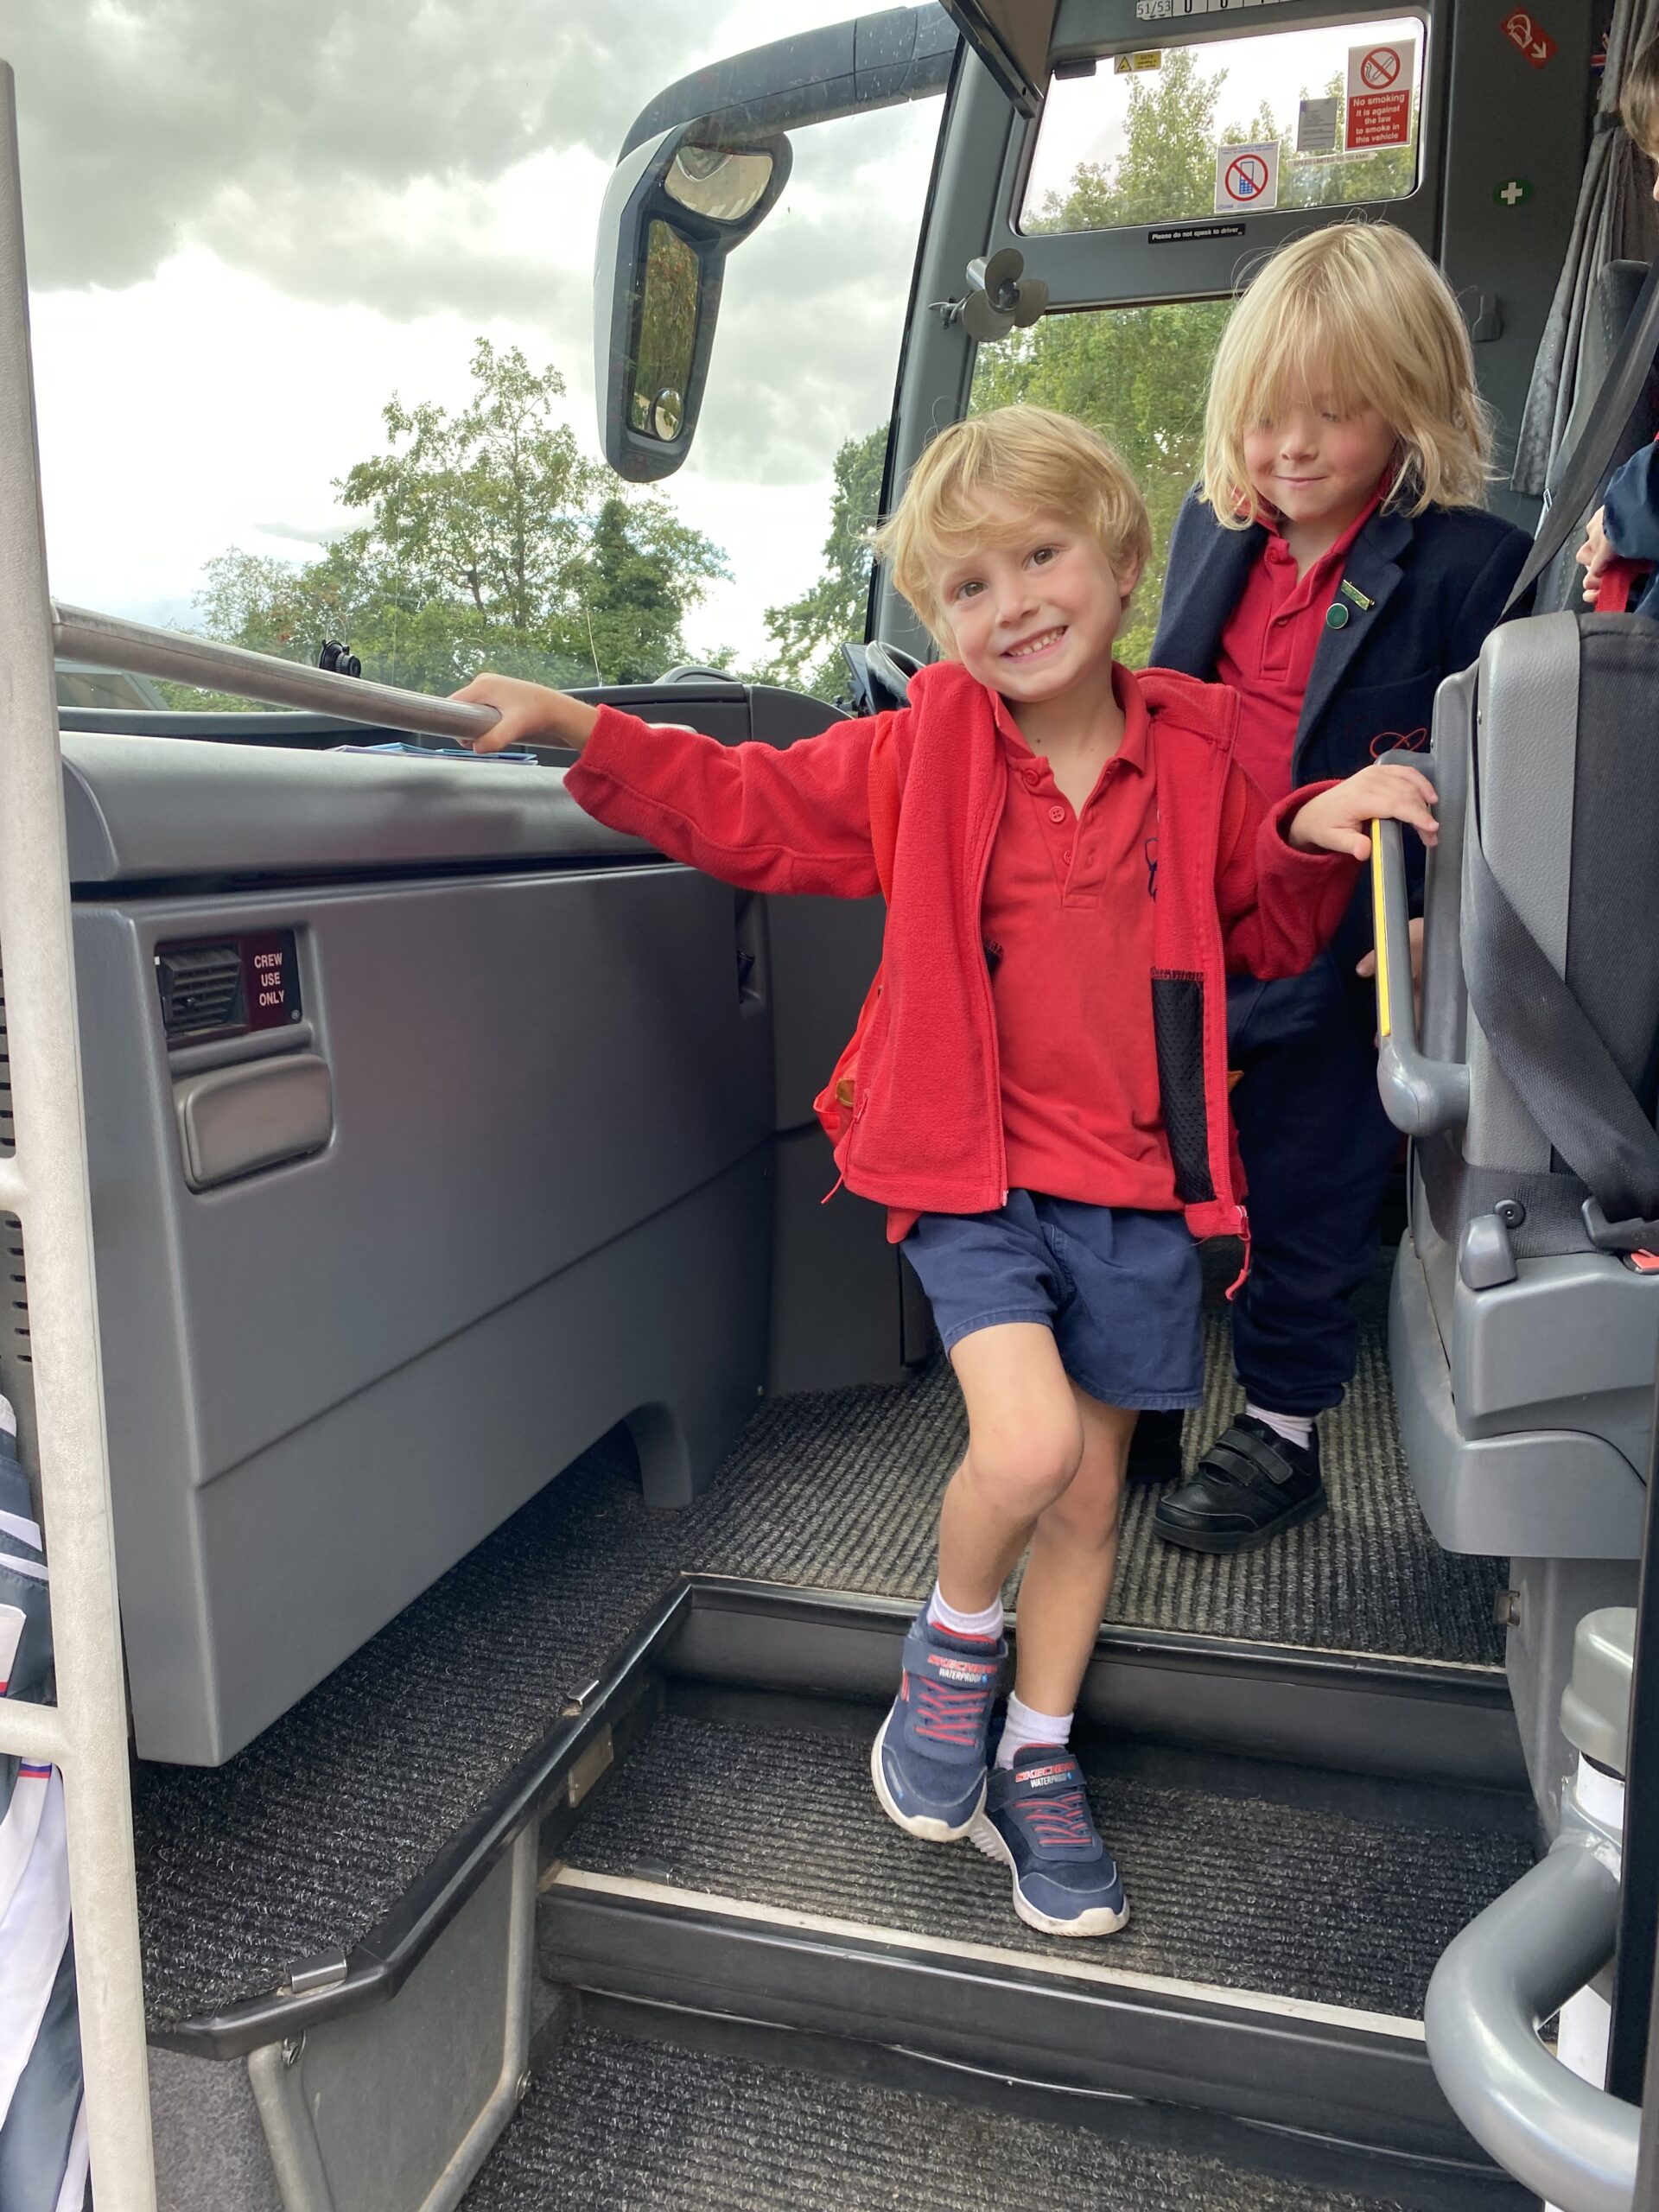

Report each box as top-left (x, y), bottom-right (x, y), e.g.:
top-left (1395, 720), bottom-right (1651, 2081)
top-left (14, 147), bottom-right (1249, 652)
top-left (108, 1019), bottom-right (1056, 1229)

top-left (1325, 601), bottom-right (1350, 629)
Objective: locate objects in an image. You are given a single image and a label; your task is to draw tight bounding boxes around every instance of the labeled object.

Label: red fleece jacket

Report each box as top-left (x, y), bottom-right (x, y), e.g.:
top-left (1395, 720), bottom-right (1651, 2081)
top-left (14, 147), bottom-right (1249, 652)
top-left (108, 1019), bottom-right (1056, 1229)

top-left (564, 659), bottom-right (1358, 1241)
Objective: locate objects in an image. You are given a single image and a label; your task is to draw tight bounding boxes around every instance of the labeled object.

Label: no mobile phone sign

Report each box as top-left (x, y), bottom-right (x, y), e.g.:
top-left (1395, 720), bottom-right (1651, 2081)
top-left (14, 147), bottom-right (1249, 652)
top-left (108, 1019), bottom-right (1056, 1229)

top-left (1214, 140), bottom-right (1280, 215)
top-left (1346, 36), bottom-right (1415, 151)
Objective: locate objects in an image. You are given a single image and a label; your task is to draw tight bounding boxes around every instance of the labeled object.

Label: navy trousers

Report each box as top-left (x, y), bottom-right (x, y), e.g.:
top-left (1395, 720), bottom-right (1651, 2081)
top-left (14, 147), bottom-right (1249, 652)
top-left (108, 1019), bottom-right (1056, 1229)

top-left (1225, 955), bottom-right (1401, 1418)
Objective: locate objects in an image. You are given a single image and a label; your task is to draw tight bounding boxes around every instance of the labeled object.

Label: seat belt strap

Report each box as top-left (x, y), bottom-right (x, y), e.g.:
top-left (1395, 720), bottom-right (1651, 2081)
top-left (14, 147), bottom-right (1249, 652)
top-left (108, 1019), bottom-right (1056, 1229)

top-left (1504, 252), bottom-right (1659, 619)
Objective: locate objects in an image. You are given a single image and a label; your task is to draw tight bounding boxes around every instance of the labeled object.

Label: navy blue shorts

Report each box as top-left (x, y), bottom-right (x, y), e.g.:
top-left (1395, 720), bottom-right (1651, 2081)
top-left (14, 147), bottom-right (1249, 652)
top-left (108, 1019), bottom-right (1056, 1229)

top-left (902, 1191), bottom-right (1203, 1412)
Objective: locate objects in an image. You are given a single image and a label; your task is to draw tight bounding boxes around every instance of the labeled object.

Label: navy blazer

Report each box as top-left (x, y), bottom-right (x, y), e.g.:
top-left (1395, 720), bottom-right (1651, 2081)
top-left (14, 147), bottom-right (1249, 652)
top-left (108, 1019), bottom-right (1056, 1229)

top-left (1151, 492), bottom-right (1531, 789)
top-left (1150, 491), bottom-right (1530, 961)
top-left (1602, 440), bottom-right (1659, 621)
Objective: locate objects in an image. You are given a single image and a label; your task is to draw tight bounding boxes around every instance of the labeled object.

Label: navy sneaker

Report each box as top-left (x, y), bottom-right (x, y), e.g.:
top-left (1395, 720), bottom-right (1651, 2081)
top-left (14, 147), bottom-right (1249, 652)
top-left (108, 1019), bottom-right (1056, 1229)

top-left (870, 1611), bottom-right (1004, 1842)
top-left (972, 1745), bottom-right (1128, 1937)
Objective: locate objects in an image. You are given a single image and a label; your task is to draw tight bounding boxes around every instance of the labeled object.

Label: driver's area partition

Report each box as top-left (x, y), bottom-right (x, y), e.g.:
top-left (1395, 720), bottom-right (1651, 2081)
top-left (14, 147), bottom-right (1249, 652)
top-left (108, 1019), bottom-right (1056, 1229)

top-left (53, 679), bottom-right (906, 1767)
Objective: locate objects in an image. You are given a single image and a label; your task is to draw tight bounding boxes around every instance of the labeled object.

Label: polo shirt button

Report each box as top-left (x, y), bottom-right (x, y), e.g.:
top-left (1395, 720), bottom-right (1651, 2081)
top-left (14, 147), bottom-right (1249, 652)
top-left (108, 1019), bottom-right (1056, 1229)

top-left (1047, 804), bottom-right (1067, 823)
top-left (1060, 848), bottom-right (1072, 866)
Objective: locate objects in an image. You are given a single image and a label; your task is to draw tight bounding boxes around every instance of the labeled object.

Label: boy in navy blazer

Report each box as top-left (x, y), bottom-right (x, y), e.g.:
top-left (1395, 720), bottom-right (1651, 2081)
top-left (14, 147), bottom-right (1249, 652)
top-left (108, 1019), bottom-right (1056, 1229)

top-left (1141, 224), bottom-right (1529, 1552)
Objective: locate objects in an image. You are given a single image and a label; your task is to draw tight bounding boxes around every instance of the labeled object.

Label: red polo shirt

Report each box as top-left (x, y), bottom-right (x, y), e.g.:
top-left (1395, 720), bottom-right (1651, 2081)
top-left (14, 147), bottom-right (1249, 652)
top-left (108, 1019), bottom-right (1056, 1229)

top-left (1215, 499), bottom-right (1379, 801)
top-left (985, 666), bottom-right (1177, 1211)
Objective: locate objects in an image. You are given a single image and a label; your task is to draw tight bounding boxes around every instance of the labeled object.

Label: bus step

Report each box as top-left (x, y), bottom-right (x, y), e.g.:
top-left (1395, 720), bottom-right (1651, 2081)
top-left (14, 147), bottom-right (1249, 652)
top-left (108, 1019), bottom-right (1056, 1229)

top-left (461, 2005), bottom-right (1533, 2212)
top-left (536, 1696), bottom-right (1535, 2193)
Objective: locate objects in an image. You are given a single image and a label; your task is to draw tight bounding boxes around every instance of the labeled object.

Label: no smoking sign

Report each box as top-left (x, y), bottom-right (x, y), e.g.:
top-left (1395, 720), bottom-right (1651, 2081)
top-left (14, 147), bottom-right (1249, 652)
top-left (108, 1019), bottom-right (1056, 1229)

top-left (1214, 140), bottom-right (1280, 215)
top-left (1346, 36), bottom-right (1415, 151)
top-left (1360, 46), bottom-right (1401, 89)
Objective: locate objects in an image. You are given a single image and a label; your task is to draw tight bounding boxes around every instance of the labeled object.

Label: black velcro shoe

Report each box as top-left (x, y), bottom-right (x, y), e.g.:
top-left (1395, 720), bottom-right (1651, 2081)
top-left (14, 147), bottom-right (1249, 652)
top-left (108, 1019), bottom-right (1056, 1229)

top-left (1125, 1408), bottom-right (1185, 1484)
top-left (1152, 1415), bottom-right (1325, 1554)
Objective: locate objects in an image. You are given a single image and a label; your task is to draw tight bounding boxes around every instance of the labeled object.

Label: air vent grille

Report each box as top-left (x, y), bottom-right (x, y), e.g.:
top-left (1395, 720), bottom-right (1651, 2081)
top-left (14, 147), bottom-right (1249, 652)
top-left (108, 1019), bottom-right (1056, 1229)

top-left (156, 944), bottom-right (245, 1041)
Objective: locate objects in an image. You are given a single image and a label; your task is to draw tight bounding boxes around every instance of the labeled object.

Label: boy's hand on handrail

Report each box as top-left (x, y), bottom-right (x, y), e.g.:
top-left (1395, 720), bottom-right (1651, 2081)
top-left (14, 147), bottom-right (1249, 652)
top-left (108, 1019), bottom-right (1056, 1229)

top-left (1287, 762), bottom-right (1438, 863)
top-left (450, 673), bottom-right (599, 753)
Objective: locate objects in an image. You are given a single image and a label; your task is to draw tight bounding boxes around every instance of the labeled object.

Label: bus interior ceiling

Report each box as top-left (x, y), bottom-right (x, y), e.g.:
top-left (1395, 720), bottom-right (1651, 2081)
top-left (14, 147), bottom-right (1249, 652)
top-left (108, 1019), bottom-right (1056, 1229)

top-left (13, 1), bottom-right (1658, 2209)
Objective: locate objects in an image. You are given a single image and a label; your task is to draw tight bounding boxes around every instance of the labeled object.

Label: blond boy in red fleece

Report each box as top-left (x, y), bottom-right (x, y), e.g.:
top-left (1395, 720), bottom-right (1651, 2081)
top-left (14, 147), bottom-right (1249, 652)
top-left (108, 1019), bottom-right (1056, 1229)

top-left (454, 404), bottom-right (1435, 1939)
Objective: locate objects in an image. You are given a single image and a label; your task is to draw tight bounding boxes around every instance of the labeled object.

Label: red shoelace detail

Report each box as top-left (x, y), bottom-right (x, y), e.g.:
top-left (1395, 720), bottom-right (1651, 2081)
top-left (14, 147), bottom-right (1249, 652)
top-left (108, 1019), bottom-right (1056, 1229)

top-left (911, 1673), bottom-right (993, 1748)
top-left (1020, 1783), bottom-right (1092, 1849)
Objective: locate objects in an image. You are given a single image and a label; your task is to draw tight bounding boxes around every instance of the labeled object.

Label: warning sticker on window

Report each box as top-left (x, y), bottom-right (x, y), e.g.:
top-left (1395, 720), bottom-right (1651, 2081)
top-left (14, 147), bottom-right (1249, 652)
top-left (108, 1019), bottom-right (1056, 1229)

top-left (1214, 142), bottom-right (1280, 216)
top-left (1296, 96), bottom-right (1340, 156)
top-left (1345, 38), bottom-right (1415, 151)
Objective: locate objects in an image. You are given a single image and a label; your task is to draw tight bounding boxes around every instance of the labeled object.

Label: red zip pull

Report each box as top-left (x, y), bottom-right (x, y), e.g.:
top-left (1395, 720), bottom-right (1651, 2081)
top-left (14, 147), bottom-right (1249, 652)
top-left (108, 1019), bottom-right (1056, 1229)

top-left (1225, 1211), bottom-right (1252, 1300)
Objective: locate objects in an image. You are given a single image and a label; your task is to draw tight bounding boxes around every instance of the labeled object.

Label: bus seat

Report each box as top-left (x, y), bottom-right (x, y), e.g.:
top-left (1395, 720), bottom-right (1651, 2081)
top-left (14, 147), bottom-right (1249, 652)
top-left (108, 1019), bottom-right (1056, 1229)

top-left (1535, 257), bottom-right (1659, 614)
top-left (1382, 612), bottom-right (1659, 1818)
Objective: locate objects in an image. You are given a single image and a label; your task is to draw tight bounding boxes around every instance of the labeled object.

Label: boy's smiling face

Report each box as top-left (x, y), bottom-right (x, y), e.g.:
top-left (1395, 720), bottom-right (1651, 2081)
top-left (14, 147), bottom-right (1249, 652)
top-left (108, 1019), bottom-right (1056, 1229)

top-left (930, 508), bottom-right (1141, 709)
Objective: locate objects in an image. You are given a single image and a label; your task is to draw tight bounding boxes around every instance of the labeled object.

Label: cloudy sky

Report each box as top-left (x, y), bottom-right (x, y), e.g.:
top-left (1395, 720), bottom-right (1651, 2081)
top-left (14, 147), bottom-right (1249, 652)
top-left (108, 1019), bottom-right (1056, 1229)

top-left (14, 0), bottom-right (944, 668)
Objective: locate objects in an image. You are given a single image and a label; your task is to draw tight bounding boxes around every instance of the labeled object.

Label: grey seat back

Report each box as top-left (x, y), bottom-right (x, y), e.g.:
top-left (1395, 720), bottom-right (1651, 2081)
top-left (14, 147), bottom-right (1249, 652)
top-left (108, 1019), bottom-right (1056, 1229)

top-left (1390, 614), bottom-right (1659, 1820)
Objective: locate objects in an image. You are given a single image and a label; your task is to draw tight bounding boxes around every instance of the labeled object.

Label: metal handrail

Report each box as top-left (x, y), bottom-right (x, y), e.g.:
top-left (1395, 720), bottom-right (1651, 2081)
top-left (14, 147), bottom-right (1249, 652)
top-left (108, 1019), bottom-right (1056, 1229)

top-left (52, 602), bottom-right (502, 742)
top-left (0, 61), bottom-right (156, 2209)
top-left (1425, 1833), bottom-right (1640, 2212)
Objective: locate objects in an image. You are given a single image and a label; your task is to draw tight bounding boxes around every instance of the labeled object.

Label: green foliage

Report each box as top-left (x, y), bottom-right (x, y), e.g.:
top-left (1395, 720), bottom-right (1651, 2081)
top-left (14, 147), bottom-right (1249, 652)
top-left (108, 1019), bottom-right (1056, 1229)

top-left (188, 340), bottom-right (729, 702)
top-left (759, 424), bottom-right (889, 700)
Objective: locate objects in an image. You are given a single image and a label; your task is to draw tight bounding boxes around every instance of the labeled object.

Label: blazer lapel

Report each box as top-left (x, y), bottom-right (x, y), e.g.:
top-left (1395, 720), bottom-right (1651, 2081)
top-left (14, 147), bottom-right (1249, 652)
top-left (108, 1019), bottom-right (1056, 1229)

top-left (1165, 515), bottom-right (1265, 673)
top-left (1294, 509), bottom-right (1414, 776)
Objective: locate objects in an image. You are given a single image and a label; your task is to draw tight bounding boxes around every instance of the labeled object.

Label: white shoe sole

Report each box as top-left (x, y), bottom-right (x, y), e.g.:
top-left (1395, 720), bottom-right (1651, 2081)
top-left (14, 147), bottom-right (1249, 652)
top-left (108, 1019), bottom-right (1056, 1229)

top-left (969, 1811), bottom-right (1131, 1938)
top-left (869, 1709), bottom-right (984, 1842)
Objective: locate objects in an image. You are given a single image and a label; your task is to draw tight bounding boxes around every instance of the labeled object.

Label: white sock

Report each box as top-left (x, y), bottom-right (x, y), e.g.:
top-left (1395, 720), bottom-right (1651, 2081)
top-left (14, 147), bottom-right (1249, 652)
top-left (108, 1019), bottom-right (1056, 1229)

top-left (1245, 1403), bottom-right (1314, 1452)
top-left (926, 1584), bottom-right (1003, 1641)
top-left (995, 1693), bottom-right (1073, 1769)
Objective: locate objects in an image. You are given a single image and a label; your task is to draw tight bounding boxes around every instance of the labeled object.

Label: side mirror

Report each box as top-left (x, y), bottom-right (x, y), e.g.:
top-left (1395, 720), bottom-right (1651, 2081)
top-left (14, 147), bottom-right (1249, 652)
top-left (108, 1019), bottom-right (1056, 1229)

top-left (594, 126), bottom-right (791, 482)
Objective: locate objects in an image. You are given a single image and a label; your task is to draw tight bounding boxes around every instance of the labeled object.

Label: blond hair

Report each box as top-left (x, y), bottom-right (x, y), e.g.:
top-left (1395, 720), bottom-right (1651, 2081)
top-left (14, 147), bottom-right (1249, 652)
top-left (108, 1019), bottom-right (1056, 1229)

top-left (1201, 224), bottom-right (1493, 528)
top-left (1622, 32), bottom-right (1659, 156)
top-left (874, 404), bottom-right (1152, 647)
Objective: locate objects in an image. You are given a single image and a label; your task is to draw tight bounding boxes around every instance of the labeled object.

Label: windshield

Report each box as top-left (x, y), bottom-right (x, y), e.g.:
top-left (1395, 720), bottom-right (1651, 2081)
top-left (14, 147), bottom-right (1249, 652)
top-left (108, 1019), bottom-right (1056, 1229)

top-left (17, 5), bottom-right (940, 712)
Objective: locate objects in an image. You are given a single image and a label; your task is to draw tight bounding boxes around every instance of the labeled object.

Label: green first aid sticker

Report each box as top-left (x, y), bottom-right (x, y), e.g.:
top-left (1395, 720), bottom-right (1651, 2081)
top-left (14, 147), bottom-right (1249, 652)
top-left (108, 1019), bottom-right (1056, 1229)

top-left (1495, 178), bottom-right (1534, 207)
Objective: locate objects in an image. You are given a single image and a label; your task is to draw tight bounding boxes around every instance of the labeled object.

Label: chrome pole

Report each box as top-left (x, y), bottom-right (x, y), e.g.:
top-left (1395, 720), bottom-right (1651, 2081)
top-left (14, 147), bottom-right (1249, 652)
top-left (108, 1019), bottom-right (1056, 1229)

top-left (0, 60), bottom-right (157, 2211)
top-left (53, 602), bottom-right (501, 742)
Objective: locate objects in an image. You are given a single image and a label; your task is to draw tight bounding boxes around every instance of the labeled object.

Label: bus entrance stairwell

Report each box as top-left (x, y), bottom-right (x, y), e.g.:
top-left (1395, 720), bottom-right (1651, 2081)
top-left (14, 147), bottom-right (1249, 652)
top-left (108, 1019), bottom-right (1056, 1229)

top-left (15, 3), bottom-right (1659, 2207)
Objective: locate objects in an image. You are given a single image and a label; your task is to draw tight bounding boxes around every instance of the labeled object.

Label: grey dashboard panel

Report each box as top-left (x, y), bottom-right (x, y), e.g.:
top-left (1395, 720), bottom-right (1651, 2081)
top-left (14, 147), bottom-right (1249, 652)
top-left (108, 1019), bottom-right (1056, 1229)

top-left (58, 705), bottom-right (781, 1764)
top-left (78, 861), bottom-right (775, 1764)
top-left (55, 684), bottom-right (902, 1764)
top-left (60, 732), bottom-right (649, 887)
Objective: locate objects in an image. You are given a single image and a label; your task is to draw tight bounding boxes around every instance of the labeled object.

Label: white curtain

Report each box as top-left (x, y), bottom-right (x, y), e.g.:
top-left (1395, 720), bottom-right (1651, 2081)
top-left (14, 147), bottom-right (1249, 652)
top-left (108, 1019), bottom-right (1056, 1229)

top-left (1513, 0), bottom-right (1659, 496)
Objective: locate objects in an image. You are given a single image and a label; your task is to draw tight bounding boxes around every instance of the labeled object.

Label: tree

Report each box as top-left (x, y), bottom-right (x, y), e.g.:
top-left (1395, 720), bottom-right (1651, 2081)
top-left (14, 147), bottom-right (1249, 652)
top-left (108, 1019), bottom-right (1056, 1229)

top-left (759, 424), bottom-right (888, 698)
top-left (582, 493), bottom-right (733, 686)
top-left (178, 340), bottom-right (730, 703)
